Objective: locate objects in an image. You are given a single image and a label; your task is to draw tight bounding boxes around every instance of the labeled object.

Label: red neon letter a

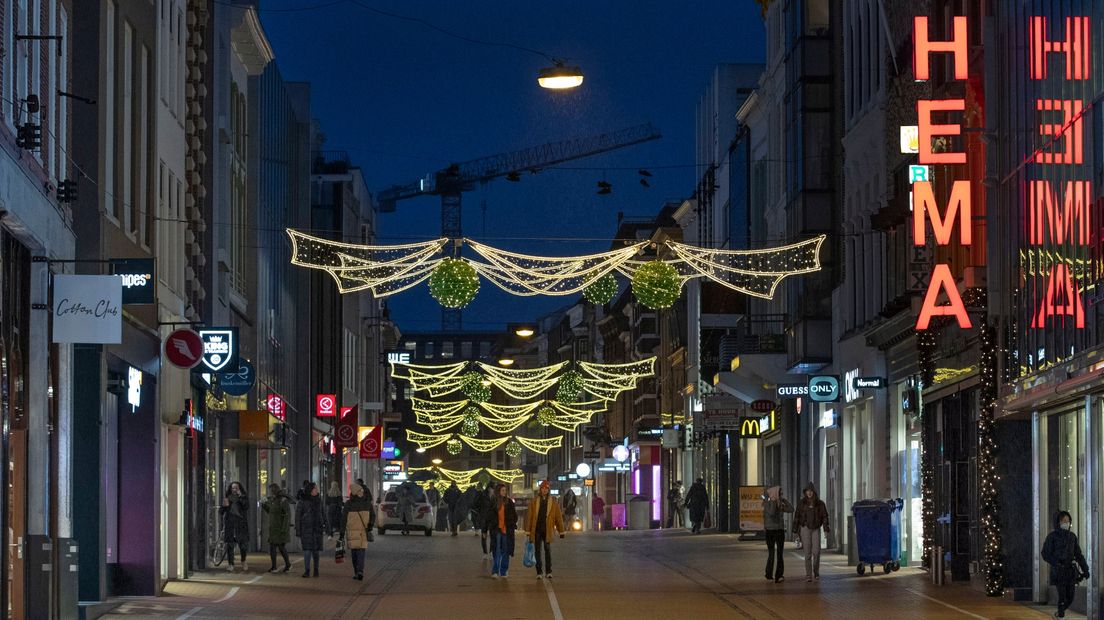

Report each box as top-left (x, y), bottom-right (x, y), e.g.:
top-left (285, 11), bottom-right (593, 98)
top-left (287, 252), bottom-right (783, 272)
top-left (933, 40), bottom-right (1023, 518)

top-left (916, 264), bottom-right (971, 330)
top-left (1030, 16), bottom-right (1091, 80)
top-left (1031, 263), bottom-right (1085, 329)
top-left (913, 180), bottom-right (972, 246)
top-left (914, 16), bottom-right (969, 81)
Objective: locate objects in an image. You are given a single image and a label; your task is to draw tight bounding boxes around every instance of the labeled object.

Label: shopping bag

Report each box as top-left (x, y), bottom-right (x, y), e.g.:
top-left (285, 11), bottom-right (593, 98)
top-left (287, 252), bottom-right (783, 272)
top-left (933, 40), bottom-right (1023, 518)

top-left (523, 540), bottom-right (535, 567)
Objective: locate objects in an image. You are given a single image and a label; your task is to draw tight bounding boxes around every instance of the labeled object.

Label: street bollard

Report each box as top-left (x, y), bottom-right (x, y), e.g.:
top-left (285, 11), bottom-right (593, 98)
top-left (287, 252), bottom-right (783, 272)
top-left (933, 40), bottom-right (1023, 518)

top-left (931, 546), bottom-right (945, 585)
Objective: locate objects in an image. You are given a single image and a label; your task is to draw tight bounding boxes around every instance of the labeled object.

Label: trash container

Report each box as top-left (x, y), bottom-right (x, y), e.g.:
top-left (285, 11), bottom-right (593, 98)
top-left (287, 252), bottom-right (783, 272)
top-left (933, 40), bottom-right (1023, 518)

top-left (627, 496), bottom-right (651, 530)
top-left (851, 498), bottom-right (903, 575)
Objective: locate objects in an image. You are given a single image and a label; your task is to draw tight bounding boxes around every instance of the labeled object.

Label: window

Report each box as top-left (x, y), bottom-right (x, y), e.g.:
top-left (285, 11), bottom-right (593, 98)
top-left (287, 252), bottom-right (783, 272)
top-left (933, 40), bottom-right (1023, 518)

top-left (122, 20), bottom-right (134, 233)
top-left (424, 342), bottom-right (434, 359)
top-left (344, 329), bottom-right (359, 393)
top-left (139, 44), bottom-right (151, 245)
top-left (460, 341), bottom-right (472, 359)
top-left (441, 341), bottom-right (454, 359)
top-left (403, 341), bottom-right (416, 351)
top-left (479, 342), bottom-right (491, 359)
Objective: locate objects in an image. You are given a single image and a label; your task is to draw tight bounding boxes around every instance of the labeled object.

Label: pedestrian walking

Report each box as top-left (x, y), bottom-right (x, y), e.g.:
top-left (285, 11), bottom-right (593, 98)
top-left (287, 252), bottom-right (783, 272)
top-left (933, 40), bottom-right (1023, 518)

top-left (473, 481), bottom-right (495, 557)
top-left (325, 481), bottom-right (344, 538)
top-left (525, 481), bottom-right (565, 579)
top-left (561, 487), bottom-right (578, 522)
top-left (591, 494), bottom-right (606, 530)
top-left (396, 481), bottom-right (417, 535)
top-left (1041, 510), bottom-right (1089, 618)
top-left (666, 481), bottom-right (684, 528)
top-left (262, 483), bottom-right (292, 573)
top-left (219, 482), bottom-right (249, 572)
top-left (488, 483), bottom-right (518, 579)
top-left (296, 482), bottom-right (324, 578)
top-left (762, 486), bottom-right (792, 582)
top-left (444, 482), bottom-right (463, 536)
top-left (685, 478), bottom-right (709, 534)
top-left (343, 482), bottom-right (375, 581)
top-left (356, 478), bottom-right (374, 504)
top-left (792, 482), bottom-right (829, 582)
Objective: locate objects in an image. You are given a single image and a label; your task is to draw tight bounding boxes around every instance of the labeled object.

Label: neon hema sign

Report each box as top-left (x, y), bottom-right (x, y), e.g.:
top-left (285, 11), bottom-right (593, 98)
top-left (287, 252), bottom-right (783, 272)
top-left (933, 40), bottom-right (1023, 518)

top-left (910, 15), bottom-right (1091, 330)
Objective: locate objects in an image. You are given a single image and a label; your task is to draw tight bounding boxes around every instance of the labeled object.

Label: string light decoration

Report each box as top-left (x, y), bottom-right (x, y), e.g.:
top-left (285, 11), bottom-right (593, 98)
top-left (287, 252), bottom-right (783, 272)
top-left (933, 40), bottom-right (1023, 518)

top-left (516, 435), bottom-right (562, 455)
top-left (486, 468), bottom-right (524, 483)
top-left (287, 229), bottom-right (448, 295)
top-left (555, 370), bottom-right (584, 403)
top-left (288, 234), bottom-right (824, 305)
top-left (536, 406), bottom-right (556, 427)
top-left (446, 438), bottom-right (463, 455)
top-left (478, 401), bottom-right (544, 420)
top-left (459, 435), bottom-right (510, 452)
top-left (631, 260), bottom-right (682, 309)
top-left (405, 430), bottom-right (453, 450)
top-left (977, 321), bottom-right (1004, 596)
top-left (579, 358), bottom-right (656, 401)
top-left (460, 372), bottom-right (492, 403)
top-left (664, 235), bottom-right (825, 299)
top-left (505, 441), bottom-right (522, 458)
top-left (460, 411), bottom-right (481, 437)
top-left (916, 328), bottom-right (937, 569)
top-left (475, 361), bottom-right (566, 400)
top-left (465, 240), bottom-right (647, 296)
top-left (409, 466), bottom-right (524, 485)
top-left (477, 414), bottom-right (530, 434)
top-left (389, 362), bottom-right (469, 397)
top-left (429, 258), bottom-right (481, 308)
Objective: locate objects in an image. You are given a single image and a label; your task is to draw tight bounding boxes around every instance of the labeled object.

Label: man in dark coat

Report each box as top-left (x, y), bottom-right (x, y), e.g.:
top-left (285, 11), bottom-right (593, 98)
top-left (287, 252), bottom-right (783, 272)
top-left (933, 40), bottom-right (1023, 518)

top-left (220, 482), bottom-right (250, 571)
top-left (295, 482), bottom-right (324, 578)
top-left (443, 482), bottom-right (463, 536)
top-left (791, 482), bottom-right (829, 582)
top-left (472, 481), bottom-right (495, 557)
top-left (262, 483), bottom-right (292, 573)
top-left (685, 478), bottom-right (709, 534)
top-left (666, 481), bottom-right (684, 528)
top-left (1042, 510), bottom-right (1089, 618)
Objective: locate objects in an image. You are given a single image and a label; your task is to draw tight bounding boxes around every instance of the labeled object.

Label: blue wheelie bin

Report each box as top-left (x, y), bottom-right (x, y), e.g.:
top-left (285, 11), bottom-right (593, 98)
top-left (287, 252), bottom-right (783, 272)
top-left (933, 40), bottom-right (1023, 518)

top-left (851, 498), bottom-right (903, 575)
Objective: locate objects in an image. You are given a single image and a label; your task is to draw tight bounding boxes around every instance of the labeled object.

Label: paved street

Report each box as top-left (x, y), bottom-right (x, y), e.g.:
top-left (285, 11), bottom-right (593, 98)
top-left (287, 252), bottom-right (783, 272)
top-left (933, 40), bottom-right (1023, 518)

top-left (104, 529), bottom-right (1071, 619)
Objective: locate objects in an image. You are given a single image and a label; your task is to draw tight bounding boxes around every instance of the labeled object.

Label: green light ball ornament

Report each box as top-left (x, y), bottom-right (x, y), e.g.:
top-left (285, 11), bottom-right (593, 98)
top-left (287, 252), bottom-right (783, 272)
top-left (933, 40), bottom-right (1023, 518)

top-left (460, 407), bottom-right (480, 436)
top-left (505, 441), bottom-right (522, 458)
top-left (446, 438), bottom-right (463, 455)
top-left (429, 258), bottom-right (480, 309)
top-left (556, 370), bottom-right (583, 404)
top-left (632, 260), bottom-right (682, 309)
top-left (460, 372), bottom-right (491, 403)
top-left (536, 406), bottom-right (555, 427)
top-left (583, 272), bottom-right (618, 305)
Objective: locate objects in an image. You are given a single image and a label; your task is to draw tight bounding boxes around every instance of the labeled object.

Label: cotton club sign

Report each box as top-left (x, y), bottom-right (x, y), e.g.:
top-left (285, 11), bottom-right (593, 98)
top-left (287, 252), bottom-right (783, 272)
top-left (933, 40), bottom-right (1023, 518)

top-left (910, 14), bottom-right (1091, 330)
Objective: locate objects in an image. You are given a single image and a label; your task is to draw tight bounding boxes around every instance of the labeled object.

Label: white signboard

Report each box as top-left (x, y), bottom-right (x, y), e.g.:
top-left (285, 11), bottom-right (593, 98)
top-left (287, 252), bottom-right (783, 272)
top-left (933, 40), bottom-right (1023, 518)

top-left (52, 275), bottom-right (122, 344)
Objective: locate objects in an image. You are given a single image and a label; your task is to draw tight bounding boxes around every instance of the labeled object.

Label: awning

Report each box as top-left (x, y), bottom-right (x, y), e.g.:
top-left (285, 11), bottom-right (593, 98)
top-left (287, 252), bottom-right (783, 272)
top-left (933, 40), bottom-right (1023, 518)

top-left (714, 370), bottom-right (773, 403)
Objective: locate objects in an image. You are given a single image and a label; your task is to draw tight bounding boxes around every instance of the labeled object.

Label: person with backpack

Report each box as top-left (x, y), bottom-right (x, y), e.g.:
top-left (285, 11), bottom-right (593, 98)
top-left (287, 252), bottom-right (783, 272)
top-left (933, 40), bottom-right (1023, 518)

top-left (791, 482), bottom-right (829, 582)
top-left (1041, 510), bottom-right (1089, 618)
top-left (762, 486), bottom-right (792, 582)
top-left (343, 482), bottom-right (375, 581)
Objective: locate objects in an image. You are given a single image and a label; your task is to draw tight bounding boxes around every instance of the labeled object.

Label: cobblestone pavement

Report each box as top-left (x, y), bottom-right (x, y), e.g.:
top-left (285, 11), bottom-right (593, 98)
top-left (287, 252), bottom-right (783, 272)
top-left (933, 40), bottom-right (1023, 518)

top-left (103, 529), bottom-right (1080, 619)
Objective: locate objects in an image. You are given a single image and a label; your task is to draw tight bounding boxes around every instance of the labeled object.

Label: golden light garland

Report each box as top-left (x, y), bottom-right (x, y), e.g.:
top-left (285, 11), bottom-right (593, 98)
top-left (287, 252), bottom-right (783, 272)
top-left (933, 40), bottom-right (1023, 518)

top-left (459, 435), bottom-right (510, 452)
top-left (405, 430), bottom-right (562, 455)
top-left (405, 430), bottom-right (453, 450)
top-left (288, 233), bottom-right (824, 303)
top-left (515, 435), bottom-right (563, 455)
top-left (410, 467), bottom-right (525, 484)
top-left (475, 361), bottom-right (566, 400)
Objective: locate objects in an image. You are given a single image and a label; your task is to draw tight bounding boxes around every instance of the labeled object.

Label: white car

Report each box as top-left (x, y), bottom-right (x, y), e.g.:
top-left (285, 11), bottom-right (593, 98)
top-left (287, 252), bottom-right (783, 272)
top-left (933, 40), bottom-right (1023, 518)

top-left (377, 488), bottom-right (435, 536)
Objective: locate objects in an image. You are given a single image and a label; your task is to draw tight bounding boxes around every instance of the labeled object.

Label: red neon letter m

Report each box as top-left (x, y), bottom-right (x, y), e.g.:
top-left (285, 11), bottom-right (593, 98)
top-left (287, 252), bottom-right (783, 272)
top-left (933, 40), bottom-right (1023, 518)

top-left (1028, 180), bottom-right (1092, 245)
top-left (914, 16), bottom-right (969, 81)
top-left (913, 181), bottom-right (972, 246)
top-left (1030, 16), bottom-right (1091, 80)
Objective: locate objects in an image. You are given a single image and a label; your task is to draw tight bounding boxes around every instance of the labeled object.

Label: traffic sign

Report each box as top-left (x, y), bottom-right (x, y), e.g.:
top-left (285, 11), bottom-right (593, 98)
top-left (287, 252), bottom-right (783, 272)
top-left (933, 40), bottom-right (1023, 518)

top-left (164, 329), bottom-right (204, 369)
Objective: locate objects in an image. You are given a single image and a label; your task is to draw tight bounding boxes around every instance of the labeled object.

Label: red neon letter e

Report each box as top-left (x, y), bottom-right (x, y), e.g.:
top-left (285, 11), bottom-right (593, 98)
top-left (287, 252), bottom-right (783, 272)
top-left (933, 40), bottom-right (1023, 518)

top-left (918, 99), bottom-right (966, 165)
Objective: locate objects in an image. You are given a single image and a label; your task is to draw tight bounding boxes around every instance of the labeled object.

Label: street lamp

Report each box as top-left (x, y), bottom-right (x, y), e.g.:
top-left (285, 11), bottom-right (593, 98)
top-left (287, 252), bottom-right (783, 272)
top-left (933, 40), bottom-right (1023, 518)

top-left (431, 458), bottom-right (443, 466)
top-left (498, 358), bottom-right (515, 366)
top-left (514, 327), bottom-right (535, 338)
top-left (538, 61), bottom-right (584, 90)
top-left (416, 447), bottom-right (426, 454)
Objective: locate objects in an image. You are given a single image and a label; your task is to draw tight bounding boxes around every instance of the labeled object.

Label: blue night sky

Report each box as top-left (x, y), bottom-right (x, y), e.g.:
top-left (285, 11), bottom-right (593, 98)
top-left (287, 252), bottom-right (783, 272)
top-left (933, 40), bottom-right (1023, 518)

top-left (256, 1), bottom-right (766, 332)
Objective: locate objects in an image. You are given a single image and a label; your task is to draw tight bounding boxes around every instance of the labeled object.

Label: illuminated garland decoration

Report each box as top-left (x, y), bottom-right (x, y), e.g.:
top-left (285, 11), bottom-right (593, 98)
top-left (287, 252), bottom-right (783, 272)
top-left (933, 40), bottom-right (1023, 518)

top-left (411, 398), bottom-right (469, 417)
top-left (486, 468), bottom-right (524, 482)
top-left (916, 328), bottom-right (937, 569)
top-left (460, 417), bottom-right (480, 437)
top-left (477, 415), bottom-right (531, 434)
top-left (663, 236), bottom-right (825, 299)
top-left (536, 406), bottom-right (556, 427)
top-left (465, 240), bottom-right (648, 296)
top-left (505, 442), bottom-right (522, 458)
top-left (287, 229), bottom-right (447, 295)
top-left (459, 435), bottom-right (510, 452)
top-left (478, 402), bottom-right (544, 420)
top-left (630, 260), bottom-right (682, 309)
top-left (460, 372), bottom-right (492, 403)
top-left (515, 435), bottom-right (562, 455)
top-left (475, 361), bottom-right (566, 400)
top-left (405, 430), bottom-right (453, 450)
top-left (409, 466), bottom-right (524, 485)
top-left (446, 438), bottom-right (463, 455)
top-left (429, 258), bottom-right (480, 308)
top-left (583, 272), bottom-right (619, 305)
top-left (389, 362), bottom-right (469, 397)
top-left (555, 370), bottom-right (584, 403)
top-left (579, 358), bottom-right (656, 401)
top-left (978, 321), bottom-right (1004, 596)
top-left (288, 233), bottom-right (824, 304)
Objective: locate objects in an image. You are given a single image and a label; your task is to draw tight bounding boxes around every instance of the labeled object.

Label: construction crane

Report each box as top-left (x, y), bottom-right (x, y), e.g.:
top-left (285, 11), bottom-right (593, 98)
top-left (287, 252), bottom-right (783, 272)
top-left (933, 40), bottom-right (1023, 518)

top-left (377, 123), bottom-right (662, 330)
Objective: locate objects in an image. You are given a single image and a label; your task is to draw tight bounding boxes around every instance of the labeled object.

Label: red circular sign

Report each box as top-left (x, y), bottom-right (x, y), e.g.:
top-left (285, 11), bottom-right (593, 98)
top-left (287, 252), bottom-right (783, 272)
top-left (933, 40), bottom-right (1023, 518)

top-left (335, 424), bottom-right (356, 444)
top-left (164, 329), bottom-right (204, 369)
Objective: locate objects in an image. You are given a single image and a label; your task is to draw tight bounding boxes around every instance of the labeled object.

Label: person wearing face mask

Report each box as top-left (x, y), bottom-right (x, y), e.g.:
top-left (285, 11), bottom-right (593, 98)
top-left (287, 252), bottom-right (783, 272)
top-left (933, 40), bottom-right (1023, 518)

top-left (1041, 510), bottom-right (1089, 618)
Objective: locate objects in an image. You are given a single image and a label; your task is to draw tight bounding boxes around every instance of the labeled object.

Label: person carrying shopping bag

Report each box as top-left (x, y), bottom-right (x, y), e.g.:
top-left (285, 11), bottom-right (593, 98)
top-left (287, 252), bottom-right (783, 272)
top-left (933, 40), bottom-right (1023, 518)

top-left (343, 481), bottom-right (375, 581)
top-left (525, 480), bottom-right (566, 579)
top-left (791, 482), bottom-right (829, 582)
top-left (1041, 510), bottom-right (1089, 618)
